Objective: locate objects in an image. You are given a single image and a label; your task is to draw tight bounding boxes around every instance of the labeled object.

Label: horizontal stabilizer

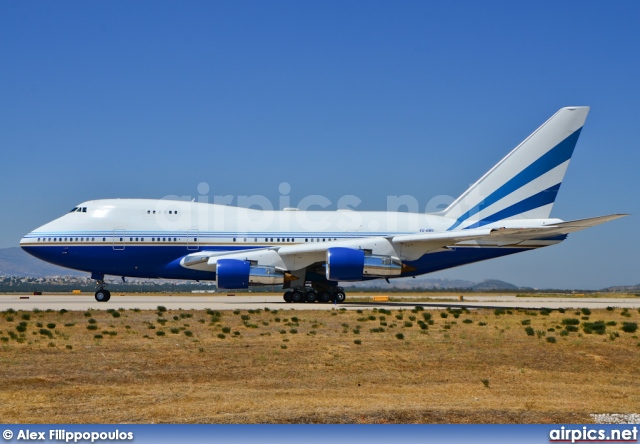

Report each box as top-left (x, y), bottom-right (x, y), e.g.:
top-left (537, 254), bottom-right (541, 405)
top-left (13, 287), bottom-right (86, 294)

top-left (488, 214), bottom-right (628, 239)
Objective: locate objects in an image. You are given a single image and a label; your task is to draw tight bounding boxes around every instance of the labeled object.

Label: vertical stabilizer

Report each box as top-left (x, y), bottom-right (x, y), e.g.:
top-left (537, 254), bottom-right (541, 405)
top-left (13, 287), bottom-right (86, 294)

top-left (443, 107), bottom-right (589, 230)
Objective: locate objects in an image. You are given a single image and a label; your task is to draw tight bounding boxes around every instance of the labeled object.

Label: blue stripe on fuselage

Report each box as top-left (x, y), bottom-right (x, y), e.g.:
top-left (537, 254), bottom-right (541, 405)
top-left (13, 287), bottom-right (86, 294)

top-left (462, 183), bottom-right (561, 229)
top-left (21, 243), bottom-right (559, 282)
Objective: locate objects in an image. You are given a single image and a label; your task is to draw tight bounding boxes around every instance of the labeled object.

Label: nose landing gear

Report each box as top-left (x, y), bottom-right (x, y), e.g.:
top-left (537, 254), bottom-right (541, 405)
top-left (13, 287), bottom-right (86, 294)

top-left (91, 272), bottom-right (111, 302)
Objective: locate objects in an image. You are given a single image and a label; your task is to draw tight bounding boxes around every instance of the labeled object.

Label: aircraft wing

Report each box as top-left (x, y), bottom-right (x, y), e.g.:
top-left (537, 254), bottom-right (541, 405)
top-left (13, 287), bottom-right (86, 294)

top-left (181, 214), bottom-right (627, 272)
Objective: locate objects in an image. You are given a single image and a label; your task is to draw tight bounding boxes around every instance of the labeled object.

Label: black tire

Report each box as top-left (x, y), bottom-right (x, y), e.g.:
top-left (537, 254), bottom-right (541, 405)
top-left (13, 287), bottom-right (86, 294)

top-left (283, 292), bottom-right (292, 303)
top-left (290, 290), bottom-right (303, 303)
top-left (304, 290), bottom-right (317, 303)
top-left (318, 291), bottom-right (331, 303)
top-left (95, 289), bottom-right (110, 302)
top-left (333, 291), bottom-right (346, 303)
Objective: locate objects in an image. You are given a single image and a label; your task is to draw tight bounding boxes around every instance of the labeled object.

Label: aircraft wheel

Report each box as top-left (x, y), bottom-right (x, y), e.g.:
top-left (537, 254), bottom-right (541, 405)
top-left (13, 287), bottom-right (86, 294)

top-left (290, 290), bottom-right (303, 303)
top-left (318, 291), bottom-right (331, 303)
top-left (304, 290), bottom-right (317, 303)
top-left (95, 289), bottom-right (110, 302)
top-left (333, 291), bottom-right (346, 304)
top-left (283, 292), bottom-right (292, 303)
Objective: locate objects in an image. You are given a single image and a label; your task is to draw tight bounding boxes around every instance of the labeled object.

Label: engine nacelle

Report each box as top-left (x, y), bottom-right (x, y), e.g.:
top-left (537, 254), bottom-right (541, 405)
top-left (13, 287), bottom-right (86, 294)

top-left (326, 248), bottom-right (402, 281)
top-left (216, 259), bottom-right (284, 289)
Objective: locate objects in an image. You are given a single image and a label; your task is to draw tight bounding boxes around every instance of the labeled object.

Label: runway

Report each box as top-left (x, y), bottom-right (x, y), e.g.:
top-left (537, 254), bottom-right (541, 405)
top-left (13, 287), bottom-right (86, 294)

top-left (1, 293), bottom-right (639, 311)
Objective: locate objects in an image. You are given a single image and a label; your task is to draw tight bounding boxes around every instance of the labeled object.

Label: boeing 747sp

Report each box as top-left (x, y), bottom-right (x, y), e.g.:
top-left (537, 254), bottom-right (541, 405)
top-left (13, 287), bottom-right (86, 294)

top-left (20, 107), bottom-right (626, 302)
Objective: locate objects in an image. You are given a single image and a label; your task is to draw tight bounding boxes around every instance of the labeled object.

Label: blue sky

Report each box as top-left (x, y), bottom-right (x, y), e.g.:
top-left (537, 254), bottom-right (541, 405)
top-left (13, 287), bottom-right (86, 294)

top-left (1, 1), bottom-right (638, 289)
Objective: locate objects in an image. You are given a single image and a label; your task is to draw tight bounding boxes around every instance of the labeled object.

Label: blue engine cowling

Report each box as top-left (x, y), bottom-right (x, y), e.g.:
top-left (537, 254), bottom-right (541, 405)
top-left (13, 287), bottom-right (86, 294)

top-left (326, 247), bottom-right (365, 281)
top-left (326, 248), bottom-right (403, 281)
top-left (216, 259), bottom-right (285, 289)
top-left (217, 259), bottom-right (250, 289)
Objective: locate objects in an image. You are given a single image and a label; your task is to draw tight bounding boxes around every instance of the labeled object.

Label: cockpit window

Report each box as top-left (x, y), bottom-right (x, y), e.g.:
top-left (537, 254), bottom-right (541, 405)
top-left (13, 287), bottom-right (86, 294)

top-left (69, 207), bottom-right (78, 213)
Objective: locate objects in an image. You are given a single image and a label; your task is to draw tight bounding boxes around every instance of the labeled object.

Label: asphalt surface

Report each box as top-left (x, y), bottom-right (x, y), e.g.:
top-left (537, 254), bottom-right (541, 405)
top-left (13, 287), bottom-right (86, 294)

top-left (1, 294), bottom-right (639, 311)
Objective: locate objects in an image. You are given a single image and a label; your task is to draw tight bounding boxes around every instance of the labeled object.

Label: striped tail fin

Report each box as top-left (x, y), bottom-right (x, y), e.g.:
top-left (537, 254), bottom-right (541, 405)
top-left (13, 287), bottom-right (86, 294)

top-left (443, 107), bottom-right (590, 230)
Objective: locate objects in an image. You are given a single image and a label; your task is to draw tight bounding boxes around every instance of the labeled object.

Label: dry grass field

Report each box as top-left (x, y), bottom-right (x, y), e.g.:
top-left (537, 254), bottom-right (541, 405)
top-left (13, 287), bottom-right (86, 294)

top-left (0, 305), bottom-right (638, 423)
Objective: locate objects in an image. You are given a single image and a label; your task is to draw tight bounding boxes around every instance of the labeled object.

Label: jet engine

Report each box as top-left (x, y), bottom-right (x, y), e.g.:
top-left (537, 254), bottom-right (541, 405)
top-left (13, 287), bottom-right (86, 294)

top-left (326, 247), bottom-right (402, 281)
top-left (216, 259), bottom-right (284, 289)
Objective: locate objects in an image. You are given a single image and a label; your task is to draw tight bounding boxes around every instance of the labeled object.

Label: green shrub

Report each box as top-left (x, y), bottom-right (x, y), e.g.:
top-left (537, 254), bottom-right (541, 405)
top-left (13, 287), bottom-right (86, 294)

top-left (46, 323), bottom-right (56, 329)
top-left (184, 330), bottom-right (193, 337)
top-left (395, 333), bottom-right (404, 340)
top-left (111, 311), bottom-right (121, 318)
top-left (559, 329), bottom-right (569, 336)
top-left (524, 326), bottom-right (535, 336)
top-left (621, 322), bottom-right (638, 333)
top-left (494, 308), bottom-right (506, 316)
top-left (21, 314), bottom-right (30, 320)
top-left (156, 331), bottom-right (166, 336)
top-left (463, 319), bottom-right (473, 324)
top-left (562, 318), bottom-right (580, 325)
top-left (546, 336), bottom-right (556, 343)
top-left (403, 321), bottom-right (413, 328)
top-left (221, 327), bottom-right (231, 333)
top-left (88, 318), bottom-right (97, 324)
top-left (157, 306), bottom-right (167, 312)
top-left (94, 334), bottom-right (103, 339)
top-left (582, 321), bottom-right (606, 335)
top-left (565, 325), bottom-right (579, 332)
top-left (16, 322), bottom-right (27, 333)
top-left (39, 328), bottom-right (53, 337)
top-left (478, 322), bottom-right (487, 326)
top-left (170, 328), bottom-right (180, 334)
top-left (422, 312), bottom-right (432, 321)
top-left (440, 312), bottom-right (448, 319)
top-left (354, 339), bottom-right (362, 345)
top-left (581, 308), bottom-right (591, 315)
top-left (217, 333), bottom-right (226, 339)
top-left (521, 320), bottom-right (531, 325)
top-left (87, 325), bottom-right (98, 331)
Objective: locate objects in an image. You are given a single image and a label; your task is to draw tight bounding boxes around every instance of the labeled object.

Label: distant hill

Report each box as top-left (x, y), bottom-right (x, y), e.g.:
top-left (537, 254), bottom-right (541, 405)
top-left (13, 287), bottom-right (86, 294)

top-left (346, 276), bottom-right (525, 291)
top-left (471, 279), bottom-right (520, 291)
top-left (599, 284), bottom-right (640, 293)
top-left (0, 247), bottom-right (84, 277)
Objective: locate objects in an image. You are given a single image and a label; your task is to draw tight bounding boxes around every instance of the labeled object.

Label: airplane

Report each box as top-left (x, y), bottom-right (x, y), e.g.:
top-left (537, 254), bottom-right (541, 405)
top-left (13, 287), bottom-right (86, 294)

top-left (20, 106), bottom-right (626, 302)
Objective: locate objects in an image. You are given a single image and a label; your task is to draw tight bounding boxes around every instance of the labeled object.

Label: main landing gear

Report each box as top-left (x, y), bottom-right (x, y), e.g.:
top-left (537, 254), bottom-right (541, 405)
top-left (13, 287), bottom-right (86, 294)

top-left (283, 286), bottom-right (346, 304)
